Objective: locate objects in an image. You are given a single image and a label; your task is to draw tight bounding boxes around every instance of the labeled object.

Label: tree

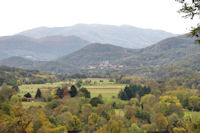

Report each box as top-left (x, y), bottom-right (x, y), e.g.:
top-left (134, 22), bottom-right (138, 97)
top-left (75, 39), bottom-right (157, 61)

top-left (35, 88), bottom-right (42, 99)
top-left (88, 113), bottom-right (105, 132)
top-left (69, 85), bottom-right (78, 97)
top-left (173, 127), bottom-right (186, 133)
top-left (95, 119), bottom-right (127, 133)
top-left (1, 104), bottom-right (34, 133)
top-left (152, 113), bottom-right (168, 131)
top-left (124, 105), bottom-right (136, 120)
top-left (55, 88), bottom-right (64, 98)
top-left (188, 96), bottom-right (200, 111)
top-left (118, 85), bottom-right (151, 100)
top-left (158, 96), bottom-right (182, 116)
top-left (12, 86), bottom-right (19, 93)
top-left (68, 115), bottom-right (83, 132)
top-left (118, 90), bottom-right (128, 100)
top-left (130, 123), bottom-right (143, 133)
top-left (33, 112), bottom-right (67, 133)
top-left (0, 82), bottom-right (13, 101)
top-left (141, 94), bottom-right (156, 111)
top-left (81, 104), bottom-right (93, 123)
top-left (24, 92), bottom-right (32, 98)
top-left (176, 0), bottom-right (200, 43)
top-left (79, 88), bottom-right (91, 98)
top-left (90, 97), bottom-right (103, 107)
top-left (75, 79), bottom-right (82, 88)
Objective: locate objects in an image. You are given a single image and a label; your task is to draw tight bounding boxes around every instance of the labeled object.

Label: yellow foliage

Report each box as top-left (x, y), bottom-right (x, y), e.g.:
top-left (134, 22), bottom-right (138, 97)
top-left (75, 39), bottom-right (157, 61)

top-left (173, 127), bottom-right (186, 133)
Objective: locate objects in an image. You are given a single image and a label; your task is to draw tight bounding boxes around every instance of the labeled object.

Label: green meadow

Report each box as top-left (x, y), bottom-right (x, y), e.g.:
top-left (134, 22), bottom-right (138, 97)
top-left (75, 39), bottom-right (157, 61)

top-left (19, 78), bottom-right (126, 105)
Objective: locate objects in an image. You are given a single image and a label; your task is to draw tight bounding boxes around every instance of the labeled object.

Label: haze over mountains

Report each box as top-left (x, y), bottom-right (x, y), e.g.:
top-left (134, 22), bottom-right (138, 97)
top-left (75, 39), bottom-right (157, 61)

top-left (0, 24), bottom-right (199, 74)
top-left (1, 34), bottom-right (199, 75)
top-left (32, 35), bottom-right (199, 74)
top-left (18, 24), bottom-right (176, 49)
top-left (0, 35), bottom-right (89, 60)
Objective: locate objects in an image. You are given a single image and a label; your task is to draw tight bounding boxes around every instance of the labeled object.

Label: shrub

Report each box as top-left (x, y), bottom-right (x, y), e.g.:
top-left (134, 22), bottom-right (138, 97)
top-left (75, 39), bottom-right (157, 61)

top-left (90, 97), bottom-right (103, 107)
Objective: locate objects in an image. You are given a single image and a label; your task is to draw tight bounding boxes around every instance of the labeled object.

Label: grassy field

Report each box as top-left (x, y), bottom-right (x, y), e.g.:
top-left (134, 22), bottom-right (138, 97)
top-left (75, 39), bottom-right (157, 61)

top-left (184, 110), bottom-right (200, 121)
top-left (18, 78), bottom-right (126, 107)
top-left (22, 101), bottom-right (46, 109)
top-left (19, 82), bottom-right (66, 97)
top-left (88, 88), bottom-right (121, 101)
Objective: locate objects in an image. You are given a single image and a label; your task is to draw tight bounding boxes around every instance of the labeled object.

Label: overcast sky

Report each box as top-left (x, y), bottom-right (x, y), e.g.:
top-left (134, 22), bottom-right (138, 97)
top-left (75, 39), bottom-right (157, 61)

top-left (0, 0), bottom-right (199, 36)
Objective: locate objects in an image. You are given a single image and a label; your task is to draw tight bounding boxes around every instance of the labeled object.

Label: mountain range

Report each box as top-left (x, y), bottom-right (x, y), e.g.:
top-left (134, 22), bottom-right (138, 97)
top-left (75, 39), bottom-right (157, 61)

top-left (1, 34), bottom-right (199, 75)
top-left (0, 35), bottom-right (89, 60)
top-left (33, 34), bottom-right (199, 74)
top-left (18, 24), bottom-right (176, 49)
top-left (0, 24), bottom-right (199, 75)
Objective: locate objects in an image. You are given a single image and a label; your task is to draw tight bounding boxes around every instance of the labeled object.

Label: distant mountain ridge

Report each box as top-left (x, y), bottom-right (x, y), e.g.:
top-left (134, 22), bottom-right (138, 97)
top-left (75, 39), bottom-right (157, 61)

top-left (18, 24), bottom-right (177, 49)
top-left (0, 35), bottom-right (89, 60)
top-left (0, 34), bottom-right (199, 75)
top-left (32, 35), bottom-right (200, 74)
top-left (0, 56), bottom-right (45, 68)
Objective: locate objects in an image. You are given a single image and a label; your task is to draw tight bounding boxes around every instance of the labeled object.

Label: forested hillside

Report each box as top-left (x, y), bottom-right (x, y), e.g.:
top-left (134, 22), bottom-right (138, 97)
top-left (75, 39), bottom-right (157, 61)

top-left (0, 66), bottom-right (65, 86)
top-left (29, 35), bottom-right (200, 74)
top-left (0, 56), bottom-right (45, 68)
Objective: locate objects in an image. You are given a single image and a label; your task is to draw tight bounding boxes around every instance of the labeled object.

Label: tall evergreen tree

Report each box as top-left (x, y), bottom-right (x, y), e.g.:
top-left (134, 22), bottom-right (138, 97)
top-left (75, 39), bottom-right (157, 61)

top-left (24, 92), bottom-right (32, 98)
top-left (69, 85), bottom-right (78, 97)
top-left (35, 88), bottom-right (42, 99)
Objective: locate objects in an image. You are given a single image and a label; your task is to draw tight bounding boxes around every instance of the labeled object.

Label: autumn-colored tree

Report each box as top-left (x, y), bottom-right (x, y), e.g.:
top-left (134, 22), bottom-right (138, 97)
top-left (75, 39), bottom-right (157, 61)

top-left (152, 113), bottom-right (168, 131)
top-left (88, 113), bottom-right (106, 132)
top-left (68, 115), bottom-right (83, 132)
top-left (124, 105), bottom-right (136, 120)
top-left (130, 123), bottom-right (143, 133)
top-left (0, 82), bottom-right (13, 101)
top-left (173, 127), bottom-right (186, 133)
top-left (81, 104), bottom-right (93, 123)
top-left (0, 103), bottom-right (33, 133)
top-left (95, 119), bottom-right (127, 133)
top-left (188, 96), bottom-right (200, 111)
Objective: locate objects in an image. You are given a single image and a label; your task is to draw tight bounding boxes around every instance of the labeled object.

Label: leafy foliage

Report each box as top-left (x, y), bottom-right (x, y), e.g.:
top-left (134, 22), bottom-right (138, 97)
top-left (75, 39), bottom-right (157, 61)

top-left (24, 92), bottom-right (32, 98)
top-left (90, 97), bottom-right (104, 107)
top-left (118, 85), bottom-right (151, 100)
top-left (69, 85), bottom-right (78, 97)
top-left (176, 0), bottom-right (200, 43)
top-left (79, 88), bottom-right (91, 98)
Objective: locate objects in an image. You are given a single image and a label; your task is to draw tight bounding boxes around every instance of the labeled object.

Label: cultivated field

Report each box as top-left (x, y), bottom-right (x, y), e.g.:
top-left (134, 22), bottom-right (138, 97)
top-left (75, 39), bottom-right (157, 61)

top-left (19, 78), bottom-right (126, 105)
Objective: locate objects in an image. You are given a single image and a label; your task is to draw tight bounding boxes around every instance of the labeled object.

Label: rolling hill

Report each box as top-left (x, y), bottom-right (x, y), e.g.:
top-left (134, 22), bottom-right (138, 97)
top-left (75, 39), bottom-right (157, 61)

top-left (18, 24), bottom-right (176, 49)
top-left (0, 56), bottom-right (45, 69)
top-left (0, 34), bottom-right (199, 75)
top-left (34, 43), bottom-right (138, 73)
top-left (119, 35), bottom-right (200, 67)
top-left (33, 35), bottom-right (200, 74)
top-left (0, 35), bottom-right (89, 60)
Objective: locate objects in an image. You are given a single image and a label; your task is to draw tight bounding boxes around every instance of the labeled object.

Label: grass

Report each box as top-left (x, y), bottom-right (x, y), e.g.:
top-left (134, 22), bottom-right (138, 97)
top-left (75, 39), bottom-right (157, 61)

top-left (88, 88), bottom-right (121, 101)
top-left (18, 78), bottom-right (126, 107)
top-left (22, 101), bottom-right (46, 109)
top-left (19, 82), bottom-right (66, 96)
top-left (184, 110), bottom-right (200, 121)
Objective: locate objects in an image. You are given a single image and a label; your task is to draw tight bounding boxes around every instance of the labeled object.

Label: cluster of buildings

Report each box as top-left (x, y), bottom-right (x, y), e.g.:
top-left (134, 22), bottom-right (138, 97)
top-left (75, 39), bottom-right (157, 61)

top-left (88, 60), bottom-right (123, 70)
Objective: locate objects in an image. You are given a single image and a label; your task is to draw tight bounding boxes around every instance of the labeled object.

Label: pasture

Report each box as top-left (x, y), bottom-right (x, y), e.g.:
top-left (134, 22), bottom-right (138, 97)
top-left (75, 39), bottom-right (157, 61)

top-left (184, 110), bottom-right (200, 121)
top-left (18, 78), bottom-right (126, 106)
